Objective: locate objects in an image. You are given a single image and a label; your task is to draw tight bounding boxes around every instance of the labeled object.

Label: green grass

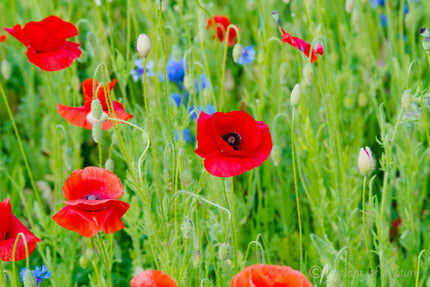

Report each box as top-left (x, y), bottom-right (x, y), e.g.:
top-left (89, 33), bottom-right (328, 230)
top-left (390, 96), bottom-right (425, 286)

top-left (1, 0), bottom-right (430, 286)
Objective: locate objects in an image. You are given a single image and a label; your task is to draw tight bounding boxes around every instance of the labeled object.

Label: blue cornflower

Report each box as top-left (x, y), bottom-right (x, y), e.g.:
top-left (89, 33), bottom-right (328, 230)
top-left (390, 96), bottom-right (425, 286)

top-left (130, 58), bottom-right (155, 82)
top-left (188, 104), bottom-right (216, 121)
top-left (369, 0), bottom-right (384, 9)
top-left (175, 129), bottom-right (195, 144)
top-left (404, 0), bottom-right (419, 15)
top-left (20, 266), bottom-right (52, 286)
top-left (237, 45), bottom-right (256, 65)
top-left (188, 105), bottom-right (198, 120)
top-left (159, 56), bottom-right (185, 86)
top-left (380, 14), bottom-right (388, 27)
top-left (171, 93), bottom-right (184, 107)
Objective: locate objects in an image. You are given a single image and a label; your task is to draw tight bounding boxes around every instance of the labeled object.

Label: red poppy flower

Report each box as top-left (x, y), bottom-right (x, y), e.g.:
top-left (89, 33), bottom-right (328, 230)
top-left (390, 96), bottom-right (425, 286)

top-left (57, 79), bottom-right (133, 130)
top-left (3, 15), bottom-right (81, 71)
top-left (0, 34), bottom-right (6, 42)
top-left (280, 28), bottom-right (323, 63)
top-left (206, 15), bottom-right (237, 46)
top-left (0, 198), bottom-right (40, 261)
top-left (52, 167), bottom-right (130, 238)
top-left (130, 270), bottom-right (178, 287)
top-left (231, 264), bottom-right (312, 287)
top-left (194, 111), bottom-right (272, 177)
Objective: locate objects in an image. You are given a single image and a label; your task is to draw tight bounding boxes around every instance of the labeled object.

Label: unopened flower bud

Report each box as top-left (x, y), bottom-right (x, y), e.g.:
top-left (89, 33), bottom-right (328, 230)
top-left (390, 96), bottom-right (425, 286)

top-left (23, 269), bottom-right (36, 287)
top-left (64, 147), bottom-right (74, 171)
top-left (316, 43), bottom-right (324, 56)
top-left (172, 45), bottom-right (182, 61)
top-left (86, 248), bottom-right (95, 261)
top-left (105, 158), bottom-right (115, 172)
top-left (137, 33), bottom-right (151, 58)
top-left (401, 89), bottom-right (412, 111)
top-left (271, 145), bottom-right (282, 166)
top-left (180, 169), bottom-right (193, 187)
top-left (181, 217), bottom-right (194, 239)
top-left (327, 270), bottom-right (341, 287)
top-left (192, 250), bottom-right (203, 268)
top-left (420, 27), bottom-right (430, 38)
top-left (422, 38), bottom-right (430, 52)
top-left (91, 99), bottom-right (103, 120)
top-left (79, 255), bottom-right (89, 268)
top-left (184, 74), bottom-right (197, 94)
top-left (303, 62), bottom-right (314, 85)
top-left (218, 242), bottom-right (232, 261)
top-left (345, 0), bottom-right (354, 13)
top-left (92, 123), bottom-right (102, 143)
top-left (358, 146), bottom-right (375, 176)
top-left (257, 50), bottom-right (265, 64)
top-left (1, 60), bottom-right (11, 80)
top-left (232, 44), bottom-right (243, 63)
top-left (290, 84), bottom-right (301, 107)
top-left (271, 11), bottom-right (282, 26)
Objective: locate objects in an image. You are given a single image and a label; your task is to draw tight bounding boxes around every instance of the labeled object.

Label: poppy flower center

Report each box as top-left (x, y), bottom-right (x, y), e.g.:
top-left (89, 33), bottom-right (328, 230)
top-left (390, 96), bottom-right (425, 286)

top-left (86, 195), bottom-right (99, 200)
top-left (222, 132), bottom-right (241, 150)
top-left (4, 231), bottom-right (8, 240)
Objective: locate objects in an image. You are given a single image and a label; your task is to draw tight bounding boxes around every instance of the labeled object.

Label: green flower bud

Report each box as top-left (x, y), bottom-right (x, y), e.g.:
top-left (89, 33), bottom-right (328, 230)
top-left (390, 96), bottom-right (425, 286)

top-left (271, 145), bottom-right (282, 167)
top-left (303, 62), bottom-right (314, 85)
top-left (423, 38), bottom-right (430, 52)
top-left (85, 248), bottom-right (95, 261)
top-left (290, 84), bottom-right (301, 107)
top-left (327, 270), bottom-right (341, 287)
top-left (91, 99), bottom-right (103, 120)
top-left (232, 44), bottom-right (243, 63)
top-left (1, 60), bottom-right (11, 80)
top-left (420, 27), bottom-right (430, 38)
top-left (105, 159), bottom-right (115, 172)
top-left (23, 269), bottom-right (36, 287)
top-left (181, 217), bottom-right (194, 239)
top-left (184, 74), bottom-right (197, 94)
top-left (219, 242), bottom-right (232, 261)
top-left (426, 276), bottom-right (430, 287)
top-left (79, 255), bottom-right (89, 268)
top-left (257, 50), bottom-right (265, 64)
top-left (92, 123), bottom-right (102, 143)
top-left (137, 33), bottom-right (151, 58)
top-left (64, 147), bottom-right (74, 171)
top-left (401, 89), bottom-right (412, 111)
top-left (358, 92), bottom-right (367, 107)
top-left (180, 170), bottom-right (193, 187)
top-left (192, 250), bottom-right (203, 268)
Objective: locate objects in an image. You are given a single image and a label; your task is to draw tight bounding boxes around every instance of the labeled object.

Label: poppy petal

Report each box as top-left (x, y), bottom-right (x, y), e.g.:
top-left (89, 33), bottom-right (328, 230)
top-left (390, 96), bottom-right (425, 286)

top-left (101, 101), bottom-right (134, 130)
top-left (0, 199), bottom-right (11, 240)
top-left (52, 206), bottom-right (99, 238)
top-left (130, 270), bottom-right (178, 287)
top-left (93, 201), bottom-right (130, 234)
top-left (3, 25), bottom-right (28, 46)
top-left (194, 112), bottom-right (222, 158)
top-left (57, 104), bottom-right (92, 130)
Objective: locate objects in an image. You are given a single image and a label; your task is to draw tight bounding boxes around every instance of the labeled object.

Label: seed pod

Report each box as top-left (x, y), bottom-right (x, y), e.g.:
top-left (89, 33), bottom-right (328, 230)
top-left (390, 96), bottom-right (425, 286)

top-left (137, 33), bottom-right (151, 58)
top-left (85, 248), bottom-right (95, 262)
top-left (105, 158), bottom-right (115, 172)
top-left (290, 84), bottom-right (301, 107)
top-left (1, 60), bottom-right (11, 80)
top-left (271, 145), bottom-right (282, 167)
top-left (219, 242), bottom-right (232, 261)
top-left (23, 269), bottom-right (36, 287)
top-left (92, 123), bottom-right (102, 143)
top-left (184, 74), bottom-right (197, 94)
top-left (79, 255), bottom-right (89, 268)
top-left (303, 62), bottom-right (314, 85)
top-left (91, 99), bottom-right (103, 120)
top-left (192, 250), bottom-right (203, 268)
top-left (180, 217), bottom-right (194, 239)
top-left (232, 44), bottom-right (243, 63)
top-left (327, 270), bottom-right (341, 287)
top-left (180, 169), bottom-right (193, 187)
top-left (401, 89), bottom-right (412, 111)
top-left (64, 147), bottom-right (74, 171)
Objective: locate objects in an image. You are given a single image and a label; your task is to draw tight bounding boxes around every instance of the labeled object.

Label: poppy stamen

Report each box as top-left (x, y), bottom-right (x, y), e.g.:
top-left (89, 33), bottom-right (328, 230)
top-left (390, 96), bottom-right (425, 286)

top-left (87, 195), bottom-right (98, 200)
top-left (222, 132), bottom-right (241, 150)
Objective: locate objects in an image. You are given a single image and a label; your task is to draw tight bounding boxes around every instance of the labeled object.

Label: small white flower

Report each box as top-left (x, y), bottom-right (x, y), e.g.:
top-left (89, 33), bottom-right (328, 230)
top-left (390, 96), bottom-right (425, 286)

top-left (358, 146), bottom-right (376, 176)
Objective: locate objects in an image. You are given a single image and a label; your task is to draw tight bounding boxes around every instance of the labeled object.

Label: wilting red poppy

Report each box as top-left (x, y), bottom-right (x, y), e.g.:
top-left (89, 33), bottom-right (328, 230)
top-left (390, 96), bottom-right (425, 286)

top-left (389, 217), bottom-right (402, 242)
top-left (194, 111), bottom-right (272, 177)
top-left (206, 15), bottom-right (237, 46)
top-left (0, 198), bottom-right (40, 261)
top-left (4, 15), bottom-right (81, 71)
top-left (52, 167), bottom-right (130, 238)
top-left (57, 78), bottom-right (133, 130)
top-left (280, 28), bottom-right (323, 63)
top-left (130, 270), bottom-right (178, 287)
top-left (0, 34), bottom-right (6, 42)
top-left (231, 264), bottom-right (312, 287)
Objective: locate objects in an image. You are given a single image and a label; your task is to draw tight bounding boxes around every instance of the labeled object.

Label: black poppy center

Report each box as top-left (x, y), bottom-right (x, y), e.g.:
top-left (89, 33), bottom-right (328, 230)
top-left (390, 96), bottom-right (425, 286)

top-left (4, 231), bottom-right (8, 240)
top-left (222, 132), bottom-right (241, 150)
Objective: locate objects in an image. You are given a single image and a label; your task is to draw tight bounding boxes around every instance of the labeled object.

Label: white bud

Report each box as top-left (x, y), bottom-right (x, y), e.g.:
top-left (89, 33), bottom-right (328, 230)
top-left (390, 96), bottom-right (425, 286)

top-left (137, 34), bottom-right (151, 57)
top-left (232, 44), bottom-right (243, 63)
top-left (290, 84), bottom-right (301, 107)
top-left (345, 0), bottom-right (354, 13)
top-left (401, 89), bottom-right (412, 111)
top-left (358, 146), bottom-right (375, 176)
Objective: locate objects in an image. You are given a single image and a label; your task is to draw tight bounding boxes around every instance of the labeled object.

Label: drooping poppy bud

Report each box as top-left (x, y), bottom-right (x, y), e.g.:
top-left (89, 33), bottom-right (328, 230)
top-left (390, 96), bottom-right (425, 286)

top-left (327, 270), bottom-right (341, 287)
top-left (401, 89), bottom-right (412, 111)
top-left (303, 62), bottom-right (314, 85)
top-left (180, 170), bottom-right (193, 187)
top-left (184, 74), bottom-right (197, 94)
top-left (105, 158), bottom-right (115, 173)
top-left (218, 242), bottom-right (232, 261)
top-left (180, 217), bottom-right (194, 239)
top-left (22, 269), bottom-right (36, 287)
top-left (232, 43), bottom-right (243, 63)
top-left (192, 250), bottom-right (202, 268)
top-left (1, 60), bottom-right (11, 80)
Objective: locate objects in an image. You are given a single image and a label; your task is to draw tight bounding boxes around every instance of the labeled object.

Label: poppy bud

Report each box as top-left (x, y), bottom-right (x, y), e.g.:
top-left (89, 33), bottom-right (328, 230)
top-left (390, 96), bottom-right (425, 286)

top-left (279, 63), bottom-right (288, 85)
top-left (184, 74), bottom-right (197, 94)
top-left (422, 38), bottom-right (430, 52)
top-left (79, 255), bottom-right (89, 268)
top-left (1, 60), bottom-right (11, 80)
top-left (401, 89), bottom-right (412, 111)
top-left (86, 31), bottom-right (98, 57)
top-left (290, 84), bottom-right (301, 107)
top-left (358, 146), bottom-right (375, 176)
top-left (137, 33), bottom-right (151, 58)
top-left (91, 99), bottom-right (103, 120)
top-left (232, 44), bottom-right (243, 63)
top-left (92, 123), bottom-right (102, 143)
top-left (180, 169), bottom-right (193, 187)
top-left (303, 62), bottom-right (314, 85)
top-left (181, 217), bottom-right (194, 239)
top-left (85, 248), bottom-right (95, 261)
top-left (271, 11), bottom-right (282, 26)
top-left (105, 158), bottom-right (115, 172)
top-left (271, 145), bottom-right (282, 167)
top-left (420, 27), bottom-right (430, 38)
top-left (345, 0), bottom-right (354, 13)
top-left (163, 168), bottom-right (174, 192)
top-left (64, 147), bottom-right (74, 171)
top-left (192, 250), bottom-right (203, 268)
top-left (316, 43), bottom-right (324, 56)
top-left (23, 269), bottom-right (36, 287)
top-left (219, 242), bottom-right (232, 261)
top-left (203, 87), bottom-right (212, 104)
top-left (327, 270), bottom-right (341, 287)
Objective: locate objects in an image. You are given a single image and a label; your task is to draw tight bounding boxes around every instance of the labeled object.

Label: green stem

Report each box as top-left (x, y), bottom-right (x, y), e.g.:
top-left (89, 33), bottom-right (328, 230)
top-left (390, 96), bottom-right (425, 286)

top-left (415, 250), bottom-right (427, 287)
top-left (96, 235), bottom-right (112, 287)
top-left (362, 176), bottom-right (376, 286)
top-left (229, 178), bottom-right (239, 273)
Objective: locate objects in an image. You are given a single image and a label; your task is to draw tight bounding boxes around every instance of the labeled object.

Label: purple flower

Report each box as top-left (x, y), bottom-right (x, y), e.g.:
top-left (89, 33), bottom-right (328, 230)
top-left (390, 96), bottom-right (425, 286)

top-left (131, 59), bottom-right (155, 82)
top-left (159, 56), bottom-right (185, 87)
top-left (20, 266), bottom-right (52, 286)
top-left (175, 128), bottom-right (195, 144)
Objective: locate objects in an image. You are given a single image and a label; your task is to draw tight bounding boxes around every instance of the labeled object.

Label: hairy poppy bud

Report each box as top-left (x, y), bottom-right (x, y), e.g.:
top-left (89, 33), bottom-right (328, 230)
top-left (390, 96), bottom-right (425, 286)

top-left (346, 0), bottom-right (354, 13)
top-left (79, 255), bottom-right (89, 268)
top-left (401, 89), bottom-right (412, 111)
top-left (290, 84), bottom-right (301, 107)
top-left (271, 145), bottom-right (282, 166)
top-left (105, 158), bottom-right (115, 172)
top-left (86, 248), bottom-right (95, 261)
top-left (92, 123), bottom-right (102, 143)
top-left (163, 168), bottom-right (174, 192)
top-left (303, 62), bottom-right (314, 85)
top-left (192, 250), bottom-right (203, 268)
top-left (180, 169), bottom-right (193, 187)
top-left (181, 217), bottom-right (194, 239)
top-left (358, 146), bottom-right (375, 176)
top-left (91, 99), bottom-right (103, 120)
top-left (316, 43), bottom-right (324, 56)
top-left (219, 242), bottom-right (232, 261)
top-left (86, 31), bottom-right (98, 57)
top-left (64, 147), bottom-right (74, 171)
top-left (23, 269), bottom-right (36, 287)
top-left (280, 63), bottom-right (288, 85)
top-left (1, 60), bottom-right (11, 80)
top-left (137, 33), bottom-right (151, 58)
top-left (184, 74), bottom-right (197, 94)
top-left (327, 270), bottom-right (341, 287)
top-left (232, 44), bottom-right (243, 63)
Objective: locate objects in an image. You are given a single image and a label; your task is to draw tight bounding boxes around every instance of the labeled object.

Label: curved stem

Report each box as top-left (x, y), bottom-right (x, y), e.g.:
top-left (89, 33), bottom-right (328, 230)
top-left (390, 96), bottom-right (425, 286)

top-left (415, 250), bottom-right (427, 287)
